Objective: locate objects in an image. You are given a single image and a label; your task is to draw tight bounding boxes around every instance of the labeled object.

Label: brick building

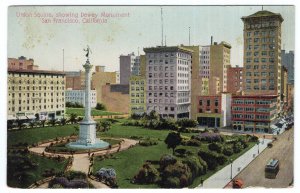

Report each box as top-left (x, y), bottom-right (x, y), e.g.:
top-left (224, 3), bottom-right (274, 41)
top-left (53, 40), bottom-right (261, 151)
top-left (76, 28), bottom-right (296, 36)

top-left (231, 95), bottom-right (277, 133)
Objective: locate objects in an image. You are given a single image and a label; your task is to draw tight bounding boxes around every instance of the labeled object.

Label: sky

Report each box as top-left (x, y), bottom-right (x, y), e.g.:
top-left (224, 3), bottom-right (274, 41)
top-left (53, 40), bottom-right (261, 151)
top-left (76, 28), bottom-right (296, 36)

top-left (7, 5), bottom-right (295, 72)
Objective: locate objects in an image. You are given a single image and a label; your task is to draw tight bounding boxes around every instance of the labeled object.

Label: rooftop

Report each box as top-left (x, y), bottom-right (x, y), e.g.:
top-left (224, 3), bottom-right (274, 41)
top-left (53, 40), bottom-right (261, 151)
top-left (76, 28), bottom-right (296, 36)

top-left (8, 68), bottom-right (65, 75)
top-left (242, 10), bottom-right (284, 22)
top-left (143, 46), bottom-right (194, 54)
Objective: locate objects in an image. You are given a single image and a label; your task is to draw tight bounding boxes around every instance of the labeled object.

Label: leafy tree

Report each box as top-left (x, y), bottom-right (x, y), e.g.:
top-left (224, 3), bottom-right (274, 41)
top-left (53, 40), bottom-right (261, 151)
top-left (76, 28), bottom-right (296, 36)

top-left (149, 110), bottom-right (159, 120)
top-left (164, 132), bottom-right (182, 155)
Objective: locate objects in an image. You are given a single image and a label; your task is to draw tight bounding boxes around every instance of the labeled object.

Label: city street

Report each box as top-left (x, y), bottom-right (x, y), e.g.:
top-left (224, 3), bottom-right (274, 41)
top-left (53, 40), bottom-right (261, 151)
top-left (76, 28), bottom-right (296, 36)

top-left (234, 128), bottom-right (294, 188)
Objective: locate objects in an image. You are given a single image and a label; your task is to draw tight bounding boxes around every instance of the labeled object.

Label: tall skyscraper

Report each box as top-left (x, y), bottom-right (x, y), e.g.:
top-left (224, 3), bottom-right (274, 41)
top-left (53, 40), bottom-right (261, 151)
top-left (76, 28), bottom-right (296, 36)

top-left (144, 46), bottom-right (193, 119)
top-left (281, 50), bottom-right (294, 84)
top-left (241, 10), bottom-right (283, 99)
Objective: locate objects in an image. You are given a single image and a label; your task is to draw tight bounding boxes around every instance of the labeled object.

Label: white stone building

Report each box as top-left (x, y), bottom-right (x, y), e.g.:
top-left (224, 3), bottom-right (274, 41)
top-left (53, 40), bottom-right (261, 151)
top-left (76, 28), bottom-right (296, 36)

top-left (7, 69), bottom-right (65, 121)
top-left (65, 89), bottom-right (97, 108)
top-left (144, 46), bottom-right (193, 119)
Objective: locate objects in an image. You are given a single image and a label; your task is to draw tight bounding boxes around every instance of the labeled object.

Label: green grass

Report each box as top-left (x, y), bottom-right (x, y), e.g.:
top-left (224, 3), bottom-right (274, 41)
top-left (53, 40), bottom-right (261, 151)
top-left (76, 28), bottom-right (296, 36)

top-left (7, 153), bottom-right (68, 188)
top-left (66, 108), bottom-right (123, 116)
top-left (92, 120), bottom-right (257, 188)
top-left (93, 141), bottom-right (171, 188)
top-left (7, 124), bottom-right (77, 147)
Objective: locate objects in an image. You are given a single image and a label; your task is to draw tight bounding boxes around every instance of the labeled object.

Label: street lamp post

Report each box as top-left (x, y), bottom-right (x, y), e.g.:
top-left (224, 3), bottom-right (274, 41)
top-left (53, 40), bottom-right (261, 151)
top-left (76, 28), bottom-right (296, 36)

top-left (257, 141), bottom-right (260, 154)
top-left (230, 159), bottom-right (233, 179)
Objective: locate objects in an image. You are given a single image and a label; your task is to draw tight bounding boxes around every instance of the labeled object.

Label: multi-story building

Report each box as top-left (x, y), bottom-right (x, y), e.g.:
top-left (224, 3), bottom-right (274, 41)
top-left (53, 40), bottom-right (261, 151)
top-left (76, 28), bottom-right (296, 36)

top-left (241, 10), bottom-right (283, 102)
top-left (65, 71), bottom-right (85, 90)
top-left (65, 89), bottom-right (97, 108)
top-left (281, 66), bottom-right (288, 105)
top-left (281, 50), bottom-right (294, 84)
top-left (144, 46), bottom-right (192, 119)
top-left (130, 76), bottom-right (146, 115)
top-left (8, 56), bottom-right (38, 70)
top-left (7, 69), bottom-right (65, 121)
top-left (227, 66), bottom-right (243, 94)
top-left (287, 83), bottom-right (294, 112)
top-left (196, 93), bottom-right (232, 128)
top-left (231, 95), bottom-right (277, 133)
top-left (91, 66), bottom-right (117, 103)
top-left (102, 84), bottom-right (130, 114)
top-left (210, 41), bottom-right (231, 94)
top-left (119, 52), bottom-right (136, 85)
top-left (129, 54), bottom-right (147, 115)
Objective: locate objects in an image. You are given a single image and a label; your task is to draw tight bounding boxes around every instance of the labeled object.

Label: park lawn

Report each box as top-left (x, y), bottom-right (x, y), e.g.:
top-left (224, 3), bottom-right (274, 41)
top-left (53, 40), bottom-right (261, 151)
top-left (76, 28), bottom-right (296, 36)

top-left (66, 108), bottom-right (123, 116)
top-left (93, 141), bottom-right (172, 188)
top-left (7, 124), bottom-right (77, 147)
top-left (7, 153), bottom-right (68, 188)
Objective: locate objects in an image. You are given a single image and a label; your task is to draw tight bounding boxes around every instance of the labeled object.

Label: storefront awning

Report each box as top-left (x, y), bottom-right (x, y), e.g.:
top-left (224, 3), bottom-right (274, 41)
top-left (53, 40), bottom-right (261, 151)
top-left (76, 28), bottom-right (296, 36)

top-left (7, 115), bottom-right (17, 120)
top-left (17, 115), bottom-right (28, 120)
top-left (26, 115), bottom-right (36, 119)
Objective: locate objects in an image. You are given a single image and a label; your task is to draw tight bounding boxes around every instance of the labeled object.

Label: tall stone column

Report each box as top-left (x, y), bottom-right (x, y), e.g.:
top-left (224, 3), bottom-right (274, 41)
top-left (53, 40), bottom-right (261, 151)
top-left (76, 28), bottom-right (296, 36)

top-left (83, 60), bottom-right (93, 121)
top-left (78, 58), bottom-right (97, 145)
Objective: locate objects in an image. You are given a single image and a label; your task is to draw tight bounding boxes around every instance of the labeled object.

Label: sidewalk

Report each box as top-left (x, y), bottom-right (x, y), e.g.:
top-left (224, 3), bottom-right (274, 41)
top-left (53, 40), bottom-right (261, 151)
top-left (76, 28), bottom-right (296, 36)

top-left (196, 138), bottom-right (272, 188)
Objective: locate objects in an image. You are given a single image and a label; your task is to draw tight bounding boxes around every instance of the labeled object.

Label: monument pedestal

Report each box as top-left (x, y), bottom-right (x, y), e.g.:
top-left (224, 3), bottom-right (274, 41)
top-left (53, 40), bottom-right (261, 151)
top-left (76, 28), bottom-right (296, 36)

top-left (77, 120), bottom-right (97, 145)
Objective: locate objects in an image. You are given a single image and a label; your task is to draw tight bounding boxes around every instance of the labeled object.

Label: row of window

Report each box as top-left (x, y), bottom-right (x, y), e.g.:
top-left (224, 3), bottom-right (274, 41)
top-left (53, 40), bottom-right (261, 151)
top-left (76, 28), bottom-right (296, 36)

top-left (147, 52), bottom-right (190, 59)
top-left (245, 85), bottom-right (276, 90)
top-left (9, 104), bottom-right (64, 112)
top-left (246, 37), bottom-right (275, 43)
top-left (9, 86), bottom-right (65, 91)
top-left (199, 99), bottom-right (219, 106)
top-left (130, 81), bottom-right (145, 85)
top-left (9, 79), bottom-right (64, 85)
top-left (131, 99), bottom-right (145, 104)
top-left (246, 57), bottom-right (275, 63)
top-left (245, 79), bottom-right (274, 84)
top-left (233, 99), bottom-right (276, 105)
top-left (246, 51), bottom-right (275, 57)
top-left (232, 114), bottom-right (270, 120)
top-left (131, 93), bottom-right (144, 98)
top-left (148, 85), bottom-right (189, 91)
top-left (246, 44), bottom-right (276, 51)
top-left (9, 73), bottom-right (64, 78)
top-left (9, 98), bottom-right (65, 105)
top-left (9, 92), bottom-right (64, 98)
top-left (246, 30), bottom-right (276, 37)
top-left (148, 79), bottom-right (189, 85)
top-left (131, 86), bottom-right (144, 91)
top-left (232, 107), bottom-right (273, 112)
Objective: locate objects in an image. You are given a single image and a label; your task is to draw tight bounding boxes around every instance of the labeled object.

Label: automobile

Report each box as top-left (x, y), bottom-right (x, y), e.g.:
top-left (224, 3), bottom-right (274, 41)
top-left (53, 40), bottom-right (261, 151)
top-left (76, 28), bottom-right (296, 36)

top-left (232, 179), bottom-right (244, 189)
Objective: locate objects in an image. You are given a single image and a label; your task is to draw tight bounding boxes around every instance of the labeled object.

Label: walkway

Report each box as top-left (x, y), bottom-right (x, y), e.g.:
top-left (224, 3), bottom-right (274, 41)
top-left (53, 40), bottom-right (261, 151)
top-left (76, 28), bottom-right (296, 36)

top-left (30, 138), bottom-right (138, 189)
top-left (196, 138), bottom-right (272, 188)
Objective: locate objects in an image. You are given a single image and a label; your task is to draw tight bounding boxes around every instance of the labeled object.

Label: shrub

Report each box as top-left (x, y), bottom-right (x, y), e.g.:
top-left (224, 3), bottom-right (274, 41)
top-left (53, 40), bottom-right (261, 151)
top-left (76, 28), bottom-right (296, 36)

top-left (160, 154), bottom-right (177, 170)
top-left (192, 132), bottom-right (223, 143)
top-left (185, 139), bottom-right (201, 147)
top-left (65, 171), bottom-right (87, 180)
top-left (208, 142), bottom-right (223, 153)
top-left (95, 168), bottom-right (117, 186)
top-left (175, 148), bottom-right (187, 157)
top-left (216, 155), bottom-right (227, 165)
top-left (161, 161), bottom-right (192, 188)
top-left (249, 135), bottom-right (259, 142)
top-left (223, 147), bottom-right (234, 156)
top-left (267, 143), bottom-right (273, 148)
top-left (198, 150), bottom-right (220, 170)
top-left (49, 177), bottom-right (89, 188)
top-left (233, 142), bottom-right (244, 153)
top-left (183, 156), bottom-right (204, 178)
top-left (139, 140), bottom-right (158, 146)
top-left (176, 118), bottom-right (198, 128)
top-left (95, 103), bottom-right (106, 110)
top-left (133, 163), bottom-right (159, 184)
top-left (163, 177), bottom-right (180, 188)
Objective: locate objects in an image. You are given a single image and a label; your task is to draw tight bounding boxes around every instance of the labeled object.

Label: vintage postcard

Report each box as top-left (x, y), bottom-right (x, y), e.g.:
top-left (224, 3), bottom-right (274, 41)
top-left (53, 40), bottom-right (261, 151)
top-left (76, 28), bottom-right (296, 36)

top-left (6, 5), bottom-right (294, 189)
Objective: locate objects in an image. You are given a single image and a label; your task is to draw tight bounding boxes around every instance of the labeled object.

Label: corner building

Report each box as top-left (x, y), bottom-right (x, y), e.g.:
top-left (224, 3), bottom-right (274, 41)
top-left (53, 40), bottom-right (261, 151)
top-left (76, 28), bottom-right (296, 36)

top-left (144, 46), bottom-right (192, 119)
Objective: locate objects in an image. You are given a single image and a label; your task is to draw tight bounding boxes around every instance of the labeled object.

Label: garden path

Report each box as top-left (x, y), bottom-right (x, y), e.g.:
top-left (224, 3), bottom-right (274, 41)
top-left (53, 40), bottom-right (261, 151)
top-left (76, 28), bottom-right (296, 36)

top-left (30, 138), bottom-right (138, 189)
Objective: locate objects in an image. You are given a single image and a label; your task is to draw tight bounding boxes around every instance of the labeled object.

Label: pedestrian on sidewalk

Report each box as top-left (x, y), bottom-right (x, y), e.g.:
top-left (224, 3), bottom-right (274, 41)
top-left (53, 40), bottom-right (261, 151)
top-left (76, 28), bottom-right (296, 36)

top-left (200, 178), bottom-right (204, 187)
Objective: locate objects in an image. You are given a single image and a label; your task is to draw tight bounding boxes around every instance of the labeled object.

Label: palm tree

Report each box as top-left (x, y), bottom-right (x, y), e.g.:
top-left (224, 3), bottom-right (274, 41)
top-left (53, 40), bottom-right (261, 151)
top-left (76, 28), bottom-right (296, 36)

top-left (69, 113), bottom-right (78, 124)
